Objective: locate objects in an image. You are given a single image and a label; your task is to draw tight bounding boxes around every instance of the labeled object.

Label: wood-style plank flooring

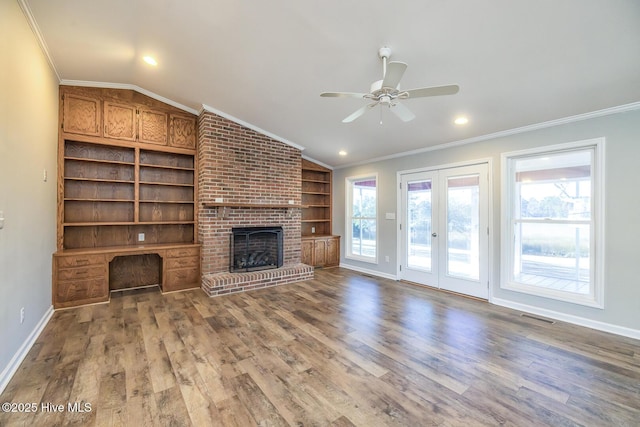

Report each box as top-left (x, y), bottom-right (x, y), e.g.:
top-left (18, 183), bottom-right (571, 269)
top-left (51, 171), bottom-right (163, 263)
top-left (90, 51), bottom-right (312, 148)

top-left (1, 268), bottom-right (639, 426)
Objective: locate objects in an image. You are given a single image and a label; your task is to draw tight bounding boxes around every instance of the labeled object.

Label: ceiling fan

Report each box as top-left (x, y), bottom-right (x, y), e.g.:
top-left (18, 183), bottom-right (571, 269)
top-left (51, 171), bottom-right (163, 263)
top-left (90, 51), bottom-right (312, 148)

top-left (321, 47), bottom-right (459, 123)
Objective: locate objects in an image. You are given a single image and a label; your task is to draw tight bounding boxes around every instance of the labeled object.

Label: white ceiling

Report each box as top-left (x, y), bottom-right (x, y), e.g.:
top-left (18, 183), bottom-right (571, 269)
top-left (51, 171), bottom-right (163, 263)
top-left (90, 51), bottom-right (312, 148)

top-left (22, 0), bottom-right (640, 168)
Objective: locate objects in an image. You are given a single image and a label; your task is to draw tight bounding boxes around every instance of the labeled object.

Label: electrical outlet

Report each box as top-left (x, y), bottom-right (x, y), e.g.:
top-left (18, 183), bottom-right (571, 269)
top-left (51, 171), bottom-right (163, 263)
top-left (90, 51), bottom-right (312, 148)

top-left (385, 256), bottom-right (390, 262)
top-left (311, 226), bottom-right (315, 234)
top-left (43, 169), bottom-right (48, 182)
top-left (138, 233), bottom-right (145, 242)
top-left (20, 307), bottom-right (25, 324)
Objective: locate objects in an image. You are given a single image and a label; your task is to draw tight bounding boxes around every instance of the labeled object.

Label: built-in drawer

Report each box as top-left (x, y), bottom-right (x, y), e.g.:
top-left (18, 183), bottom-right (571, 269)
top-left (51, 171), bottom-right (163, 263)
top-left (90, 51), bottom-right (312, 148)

top-left (166, 256), bottom-right (199, 269)
top-left (56, 277), bottom-right (108, 304)
top-left (57, 265), bottom-right (106, 281)
top-left (56, 254), bottom-right (106, 268)
top-left (164, 267), bottom-right (200, 292)
top-left (166, 247), bottom-right (199, 258)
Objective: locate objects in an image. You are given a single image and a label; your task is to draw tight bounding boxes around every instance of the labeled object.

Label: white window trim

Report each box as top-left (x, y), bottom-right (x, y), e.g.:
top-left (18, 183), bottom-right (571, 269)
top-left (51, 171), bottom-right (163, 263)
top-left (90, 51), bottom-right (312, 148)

top-left (500, 138), bottom-right (605, 308)
top-left (345, 173), bottom-right (378, 264)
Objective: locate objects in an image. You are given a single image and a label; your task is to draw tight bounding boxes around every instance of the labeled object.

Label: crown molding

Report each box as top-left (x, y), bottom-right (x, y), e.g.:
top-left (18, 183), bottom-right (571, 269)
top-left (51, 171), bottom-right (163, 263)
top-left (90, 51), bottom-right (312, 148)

top-left (18, 0), bottom-right (61, 82)
top-left (335, 101), bottom-right (640, 169)
top-left (59, 80), bottom-right (199, 115)
top-left (200, 104), bottom-right (306, 151)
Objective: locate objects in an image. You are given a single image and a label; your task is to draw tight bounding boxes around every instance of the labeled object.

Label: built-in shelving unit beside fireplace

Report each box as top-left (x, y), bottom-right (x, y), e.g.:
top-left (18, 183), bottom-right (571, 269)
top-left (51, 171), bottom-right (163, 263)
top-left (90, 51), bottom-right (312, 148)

top-left (301, 159), bottom-right (340, 267)
top-left (52, 86), bottom-right (200, 309)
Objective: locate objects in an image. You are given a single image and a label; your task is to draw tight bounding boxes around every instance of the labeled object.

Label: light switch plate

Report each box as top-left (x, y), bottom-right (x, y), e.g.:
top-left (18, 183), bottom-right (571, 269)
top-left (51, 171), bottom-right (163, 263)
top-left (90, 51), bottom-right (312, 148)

top-left (0, 211), bottom-right (4, 229)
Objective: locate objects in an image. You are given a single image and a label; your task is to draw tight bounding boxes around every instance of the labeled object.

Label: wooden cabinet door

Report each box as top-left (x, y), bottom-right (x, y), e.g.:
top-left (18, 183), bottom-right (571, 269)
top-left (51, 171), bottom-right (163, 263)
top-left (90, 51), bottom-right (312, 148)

top-left (63, 93), bottom-right (101, 136)
top-left (169, 114), bottom-right (197, 149)
top-left (314, 239), bottom-right (327, 267)
top-left (326, 237), bottom-right (340, 266)
top-left (104, 101), bottom-right (137, 141)
top-left (301, 239), bottom-right (314, 266)
top-left (138, 108), bottom-right (168, 145)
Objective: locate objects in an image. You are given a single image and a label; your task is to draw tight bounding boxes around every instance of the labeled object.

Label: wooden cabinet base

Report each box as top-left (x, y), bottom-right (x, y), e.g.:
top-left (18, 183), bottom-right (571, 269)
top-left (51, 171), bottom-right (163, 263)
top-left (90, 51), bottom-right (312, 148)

top-left (53, 243), bottom-right (201, 308)
top-left (301, 235), bottom-right (340, 267)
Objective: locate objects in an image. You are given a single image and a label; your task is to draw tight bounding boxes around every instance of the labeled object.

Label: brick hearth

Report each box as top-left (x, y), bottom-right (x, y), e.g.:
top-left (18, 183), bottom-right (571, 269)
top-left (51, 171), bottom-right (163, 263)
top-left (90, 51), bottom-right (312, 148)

top-left (202, 263), bottom-right (313, 297)
top-left (197, 109), bottom-right (314, 296)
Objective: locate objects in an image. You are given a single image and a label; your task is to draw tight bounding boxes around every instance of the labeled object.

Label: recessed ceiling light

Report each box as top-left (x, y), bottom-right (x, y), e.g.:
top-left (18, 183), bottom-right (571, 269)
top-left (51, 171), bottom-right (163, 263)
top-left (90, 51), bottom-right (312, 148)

top-left (339, 150), bottom-right (347, 156)
top-left (454, 116), bottom-right (469, 125)
top-left (143, 56), bottom-right (158, 66)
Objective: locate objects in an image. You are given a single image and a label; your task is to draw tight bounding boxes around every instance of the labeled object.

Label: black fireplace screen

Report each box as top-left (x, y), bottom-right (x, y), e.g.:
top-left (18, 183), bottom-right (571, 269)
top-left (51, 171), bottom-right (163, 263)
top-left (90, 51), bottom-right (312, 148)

top-left (230, 226), bottom-right (284, 272)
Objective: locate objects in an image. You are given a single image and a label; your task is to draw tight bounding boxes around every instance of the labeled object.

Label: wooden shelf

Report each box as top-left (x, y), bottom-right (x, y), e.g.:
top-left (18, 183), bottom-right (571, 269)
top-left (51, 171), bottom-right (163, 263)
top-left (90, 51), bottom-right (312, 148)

top-left (140, 200), bottom-right (195, 204)
top-left (65, 198), bottom-right (133, 202)
top-left (64, 221), bottom-right (136, 227)
top-left (302, 178), bottom-right (330, 184)
top-left (302, 191), bottom-right (330, 195)
top-left (140, 163), bottom-right (195, 171)
top-left (139, 181), bottom-right (195, 187)
top-left (64, 156), bottom-right (134, 166)
top-left (64, 177), bottom-right (135, 184)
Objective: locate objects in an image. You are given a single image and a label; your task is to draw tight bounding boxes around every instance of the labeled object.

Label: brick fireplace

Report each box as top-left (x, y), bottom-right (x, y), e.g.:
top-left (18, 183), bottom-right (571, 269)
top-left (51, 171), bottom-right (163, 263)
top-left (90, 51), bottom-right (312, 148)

top-left (197, 110), bottom-right (313, 296)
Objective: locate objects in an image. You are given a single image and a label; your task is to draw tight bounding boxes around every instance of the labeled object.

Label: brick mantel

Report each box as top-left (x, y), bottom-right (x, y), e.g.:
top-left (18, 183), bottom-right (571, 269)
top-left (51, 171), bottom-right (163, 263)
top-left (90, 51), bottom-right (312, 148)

top-left (197, 111), bottom-right (313, 294)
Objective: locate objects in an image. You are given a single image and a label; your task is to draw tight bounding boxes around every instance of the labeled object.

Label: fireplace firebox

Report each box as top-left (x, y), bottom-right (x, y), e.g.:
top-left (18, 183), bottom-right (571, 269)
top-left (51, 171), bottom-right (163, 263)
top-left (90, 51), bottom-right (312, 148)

top-left (231, 226), bottom-right (284, 272)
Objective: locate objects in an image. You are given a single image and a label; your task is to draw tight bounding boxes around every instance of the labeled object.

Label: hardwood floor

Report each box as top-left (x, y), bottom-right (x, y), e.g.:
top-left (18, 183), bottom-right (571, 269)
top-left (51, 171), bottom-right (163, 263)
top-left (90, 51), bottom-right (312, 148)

top-left (1, 268), bottom-right (639, 426)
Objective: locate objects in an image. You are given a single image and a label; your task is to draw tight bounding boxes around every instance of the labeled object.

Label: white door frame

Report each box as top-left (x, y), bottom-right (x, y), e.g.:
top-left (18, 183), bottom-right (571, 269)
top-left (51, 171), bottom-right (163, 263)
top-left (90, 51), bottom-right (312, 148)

top-left (396, 158), bottom-right (494, 300)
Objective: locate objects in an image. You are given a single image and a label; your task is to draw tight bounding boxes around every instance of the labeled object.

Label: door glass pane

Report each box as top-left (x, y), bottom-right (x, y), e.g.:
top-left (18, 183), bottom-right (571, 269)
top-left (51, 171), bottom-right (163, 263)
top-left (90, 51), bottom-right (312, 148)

top-left (446, 175), bottom-right (480, 280)
top-left (407, 180), bottom-right (432, 271)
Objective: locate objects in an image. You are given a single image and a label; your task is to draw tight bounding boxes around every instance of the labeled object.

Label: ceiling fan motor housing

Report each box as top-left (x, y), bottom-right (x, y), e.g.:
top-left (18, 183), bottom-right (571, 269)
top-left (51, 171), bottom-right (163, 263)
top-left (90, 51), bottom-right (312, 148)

top-left (378, 46), bottom-right (392, 60)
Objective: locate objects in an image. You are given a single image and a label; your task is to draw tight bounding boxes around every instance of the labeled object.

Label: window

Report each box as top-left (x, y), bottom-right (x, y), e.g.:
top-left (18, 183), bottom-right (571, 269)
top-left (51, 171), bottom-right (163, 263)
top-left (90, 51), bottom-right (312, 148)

top-left (346, 174), bottom-right (378, 262)
top-left (501, 139), bottom-right (604, 307)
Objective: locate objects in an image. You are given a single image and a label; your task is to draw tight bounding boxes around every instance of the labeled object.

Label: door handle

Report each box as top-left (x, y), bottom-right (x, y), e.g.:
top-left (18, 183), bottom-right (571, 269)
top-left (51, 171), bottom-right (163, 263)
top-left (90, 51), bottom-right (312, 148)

top-left (432, 232), bottom-right (437, 237)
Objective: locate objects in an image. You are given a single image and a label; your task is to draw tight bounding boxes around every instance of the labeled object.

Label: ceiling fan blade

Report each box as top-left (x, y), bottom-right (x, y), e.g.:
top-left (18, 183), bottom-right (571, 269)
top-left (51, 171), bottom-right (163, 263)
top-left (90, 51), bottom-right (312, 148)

top-left (342, 103), bottom-right (377, 123)
top-left (381, 61), bottom-right (407, 89)
top-left (320, 92), bottom-right (367, 99)
top-left (404, 84), bottom-right (459, 98)
top-left (391, 102), bottom-right (415, 122)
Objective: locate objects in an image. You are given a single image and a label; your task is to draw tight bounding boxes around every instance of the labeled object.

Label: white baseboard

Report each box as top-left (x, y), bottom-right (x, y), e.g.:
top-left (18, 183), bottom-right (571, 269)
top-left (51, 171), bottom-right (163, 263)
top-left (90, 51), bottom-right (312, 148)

top-left (339, 263), bottom-right (398, 281)
top-left (492, 297), bottom-right (640, 340)
top-left (0, 305), bottom-right (54, 394)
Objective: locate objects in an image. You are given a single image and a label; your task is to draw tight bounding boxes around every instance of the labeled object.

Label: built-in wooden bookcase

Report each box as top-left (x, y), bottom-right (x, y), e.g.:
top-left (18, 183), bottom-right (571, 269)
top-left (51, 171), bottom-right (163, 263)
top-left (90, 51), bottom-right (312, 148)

top-left (54, 86), bottom-right (200, 308)
top-left (301, 159), bottom-right (332, 236)
top-left (301, 159), bottom-right (340, 267)
top-left (60, 141), bottom-right (196, 249)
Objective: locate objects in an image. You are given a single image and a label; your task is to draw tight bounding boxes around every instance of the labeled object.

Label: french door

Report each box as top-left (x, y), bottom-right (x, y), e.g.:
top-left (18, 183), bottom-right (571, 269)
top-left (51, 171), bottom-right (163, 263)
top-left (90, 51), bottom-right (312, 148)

top-left (400, 164), bottom-right (489, 299)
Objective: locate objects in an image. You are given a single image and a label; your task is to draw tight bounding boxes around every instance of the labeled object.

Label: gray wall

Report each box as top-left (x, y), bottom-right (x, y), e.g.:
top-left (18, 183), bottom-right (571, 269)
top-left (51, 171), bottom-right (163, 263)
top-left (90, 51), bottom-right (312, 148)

top-left (334, 108), bottom-right (640, 332)
top-left (0, 0), bottom-right (59, 387)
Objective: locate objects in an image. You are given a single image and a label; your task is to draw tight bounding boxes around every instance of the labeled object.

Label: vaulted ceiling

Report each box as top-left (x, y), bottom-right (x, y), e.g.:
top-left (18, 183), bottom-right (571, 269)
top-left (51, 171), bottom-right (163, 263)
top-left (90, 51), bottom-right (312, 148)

top-left (22, 0), bottom-right (640, 167)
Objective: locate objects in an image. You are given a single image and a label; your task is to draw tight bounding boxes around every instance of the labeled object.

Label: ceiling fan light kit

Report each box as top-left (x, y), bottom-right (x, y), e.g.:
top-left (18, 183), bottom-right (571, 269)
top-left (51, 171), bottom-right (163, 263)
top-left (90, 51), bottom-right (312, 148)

top-left (321, 46), bottom-right (459, 123)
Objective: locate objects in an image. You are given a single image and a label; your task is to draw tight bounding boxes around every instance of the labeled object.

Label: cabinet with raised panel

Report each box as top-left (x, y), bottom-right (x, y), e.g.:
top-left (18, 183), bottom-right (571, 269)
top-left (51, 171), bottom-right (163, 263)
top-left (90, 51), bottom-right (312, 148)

top-left (103, 101), bottom-right (137, 141)
top-left (169, 113), bottom-right (197, 149)
top-left (60, 86), bottom-right (196, 148)
top-left (62, 93), bottom-right (101, 137)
